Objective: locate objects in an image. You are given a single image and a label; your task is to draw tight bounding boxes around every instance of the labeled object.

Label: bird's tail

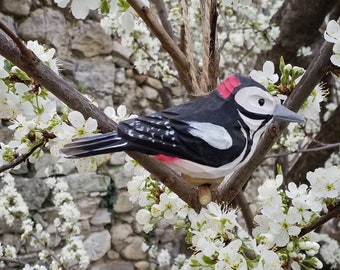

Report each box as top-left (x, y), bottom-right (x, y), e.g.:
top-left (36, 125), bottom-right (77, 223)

top-left (61, 131), bottom-right (128, 158)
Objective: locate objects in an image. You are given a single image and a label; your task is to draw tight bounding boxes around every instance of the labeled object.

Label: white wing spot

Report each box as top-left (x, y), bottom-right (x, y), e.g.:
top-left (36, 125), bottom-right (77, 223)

top-left (187, 121), bottom-right (233, 150)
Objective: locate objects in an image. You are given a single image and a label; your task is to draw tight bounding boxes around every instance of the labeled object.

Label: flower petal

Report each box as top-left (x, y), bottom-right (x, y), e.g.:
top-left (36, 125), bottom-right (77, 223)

top-left (68, 111), bottom-right (85, 128)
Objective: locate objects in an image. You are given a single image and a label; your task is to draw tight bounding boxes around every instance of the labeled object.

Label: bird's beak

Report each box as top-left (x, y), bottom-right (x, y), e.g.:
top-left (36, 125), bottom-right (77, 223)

top-left (273, 104), bottom-right (304, 123)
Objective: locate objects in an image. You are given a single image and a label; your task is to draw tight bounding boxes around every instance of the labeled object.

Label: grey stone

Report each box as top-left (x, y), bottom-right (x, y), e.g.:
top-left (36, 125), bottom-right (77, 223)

top-left (74, 58), bottom-right (115, 101)
top-left (142, 85), bottom-right (159, 100)
top-left (18, 8), bottom-right (70, 57)
top-left (109, 152), bottom-right (127, 166)
top-left (34, 154), bottom-right (75, 178)
top-left (90, 208), bottom-right (112, 226)
top-left (90, 260), bottom-right (134, 270)
top-left (113, 191), bottom-right (134, 213)
top-left (135, 261), bottom-right (150, 270)
top-left (14, 177), bottom-right (49, 210)
top-left (84, 230), bottom-right (111, 261)
top-left (0, 13), bottom-right (16, 34)
top-left (107, 249), bottom-right (120, 260)
top-left (71, 21), bottom-right (113, 57)
top-left (115, 67), bottom-right (126, 84)
top-left (110, 223), bottom-right (133, 251)
top-left (112, 41), bottom-right (132, 62)
top-left (121, 236), bottom-right (147, 260)
top-left (146, 77), bottom-right (163, 90)
top-left (1, 233), bottom-right (21, 251)
top-left (108, 167), bottom-right (132, 190)
top-left (75, 197), bottom-right (101, 220)
top-left (1, 0), bottom-right (31, 16)
top-left (65, 173), bottom-right (110, 197)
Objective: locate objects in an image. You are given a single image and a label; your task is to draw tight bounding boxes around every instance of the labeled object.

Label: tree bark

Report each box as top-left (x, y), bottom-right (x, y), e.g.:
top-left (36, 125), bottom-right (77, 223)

top-left (256, 0), bottom-right (338, 68)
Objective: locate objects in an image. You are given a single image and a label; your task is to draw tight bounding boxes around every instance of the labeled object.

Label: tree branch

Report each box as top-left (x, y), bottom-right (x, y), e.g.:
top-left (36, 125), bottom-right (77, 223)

top-left (214, 41), bottom-right (334, 204)
top-left (150, 0), bottom-right (175, 40)
top-left (286, 105), bottom-right (340, 184)
top-left (235, 192), bottom-right (254, 235)
top-left (265, 141), bottom-right (340, 159)
top-left (0, 257), bottom-right (26, 267)
top-left (127, 0), bottom-right (195, 94)
top-left (0, 142), bottom-right (44, 174)
top-left (299, 203), bottom-right (340, 238)
top-left (31, 232), bottom-right (68, 270)
top-left (256, 0), bottom-right (337, 68)
top-left (0, 21), bottom-right (201, 212)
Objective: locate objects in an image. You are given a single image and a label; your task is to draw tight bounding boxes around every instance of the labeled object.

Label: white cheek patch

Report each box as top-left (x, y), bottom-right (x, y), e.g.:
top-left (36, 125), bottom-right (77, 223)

top-left (187, 121), bottom-right (233, 150)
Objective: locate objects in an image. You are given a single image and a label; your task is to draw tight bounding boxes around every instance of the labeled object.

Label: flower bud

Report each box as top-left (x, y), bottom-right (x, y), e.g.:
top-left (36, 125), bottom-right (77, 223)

top-left (283, 64), bottom-right (292, 75)
top-left (287, 242), bottom-right (294, 251)
top-left (288, 251), bottom-right (298, 258)
top-left (306, 249), bottom-right (316, 256)
top-left (299, 241), bottom-right (307, 250)
top-left (311, 257), bottom-right (323, 269)
top-left (310, 242), bottom-right (320, 251)
top-left (292, 66), bottom-right (304, 79)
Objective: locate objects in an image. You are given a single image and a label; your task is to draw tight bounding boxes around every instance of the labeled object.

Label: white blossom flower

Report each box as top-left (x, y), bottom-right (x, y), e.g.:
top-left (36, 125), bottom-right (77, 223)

top-left (0, 56), bottom-right (9, 78)
top-left (324, 20), bottom-right (340, 43)
top-left (268, 207), bottom-right (301, 247)
top-left (286, 182), bottom-right (309, 201)
top-left (250, 61), bottom-right (279, 88)
top-left (306, 166), bottom-right (340, 199)
top-left (54, 0), bottom-right (100, 19)
top-left (26, 41), bottom-right (59, 74)
top-left (299, 84), bottom-right (327, 120)
top-left (216, 239), bottom-right (247, 270)
top-left (0, 173), bottom-right (29, 225)
top-left (136, 209), bottom-right (153, 233)
top-left (157, 249), bottom-right (171, 267)
top-left (324, 20), bottom-right (340, 67)
top-left (229, 32), bottom-right (244, 47)
top-left (104, 105), bottom-right (137, 123)
top-left (318, 234), bottom-right (340, 269)
top-left (257, 174), bottom-right (283, 208)
top-left (330, 41), bottom-right (340, 67)
top-left (297, 46), bottom-right (313, 57)
top-left (255, 249), bottom-right (281, 270)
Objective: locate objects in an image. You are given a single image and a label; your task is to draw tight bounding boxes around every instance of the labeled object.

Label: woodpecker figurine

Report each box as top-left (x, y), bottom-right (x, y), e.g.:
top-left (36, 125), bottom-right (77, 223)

top-left (62, 74), bottom-right (303, 197)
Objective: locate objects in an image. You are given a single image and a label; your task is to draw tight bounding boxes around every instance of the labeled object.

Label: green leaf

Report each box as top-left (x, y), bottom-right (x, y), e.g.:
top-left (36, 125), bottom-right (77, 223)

top-left (100, 0), bottom-right (110, 14)
top-left (279, 56), bottom-right (285, 74)
top-left (202, 255), bottom-right (215, 265)
top-left (118, 0), bottom-right (130, 12)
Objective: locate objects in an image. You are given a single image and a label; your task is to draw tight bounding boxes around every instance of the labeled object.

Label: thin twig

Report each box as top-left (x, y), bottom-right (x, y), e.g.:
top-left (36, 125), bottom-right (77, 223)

top-left (299, 203), bottom-right (340, 238)
top-left (127, 0), bottom-right (194, 94)
top-left (0, 256), bottom-right (26, 267)
top-left (31, 232), bottom-right (68, 270)
top-left (200, 0), bottom-right (211, 94)
top-left (266, 142), bottom-right (340, 158)
top-left (0, 142), bottom-right (44, 173)
top-left (150, 0), bottom-right (175, 40)
top-left (180, 0), bottom-right (201, 95)
top-left (235, 192), bottom-right (254, 235)
top-left (208, 0), bottom-right (219, 90)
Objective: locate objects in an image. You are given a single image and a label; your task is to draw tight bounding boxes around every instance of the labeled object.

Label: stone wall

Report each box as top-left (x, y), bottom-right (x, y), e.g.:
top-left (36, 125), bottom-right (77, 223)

top-left (0, 1), bottom-right (186, 269)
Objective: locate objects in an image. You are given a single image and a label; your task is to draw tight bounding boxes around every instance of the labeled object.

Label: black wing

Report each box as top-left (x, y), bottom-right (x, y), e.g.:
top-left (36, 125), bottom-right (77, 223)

top-left (117, 92), bottom-right (246, 167)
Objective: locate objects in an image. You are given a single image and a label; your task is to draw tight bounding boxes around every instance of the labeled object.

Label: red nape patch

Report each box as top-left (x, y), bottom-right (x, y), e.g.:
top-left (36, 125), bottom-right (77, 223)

top-left (216, 74), bottom-right (241, 99)
top-left (154, 154), bottom-right (179, 163)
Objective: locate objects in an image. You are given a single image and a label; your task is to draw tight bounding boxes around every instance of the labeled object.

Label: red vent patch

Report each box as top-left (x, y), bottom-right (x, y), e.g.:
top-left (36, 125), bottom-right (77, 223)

top-left (154, 154), bottom-right (179, 163)
top-left (216, 74), bottom-right (241, 99)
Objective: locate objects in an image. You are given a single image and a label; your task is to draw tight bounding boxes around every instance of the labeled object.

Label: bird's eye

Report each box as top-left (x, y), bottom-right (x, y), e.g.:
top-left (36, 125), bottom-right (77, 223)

top-left (258, 98), bottom-right (265, 106)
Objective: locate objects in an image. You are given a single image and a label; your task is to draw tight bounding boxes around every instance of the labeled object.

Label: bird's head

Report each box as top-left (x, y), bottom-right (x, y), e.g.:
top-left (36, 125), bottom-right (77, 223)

top-left (216, 74), bottom-right (304, 130)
